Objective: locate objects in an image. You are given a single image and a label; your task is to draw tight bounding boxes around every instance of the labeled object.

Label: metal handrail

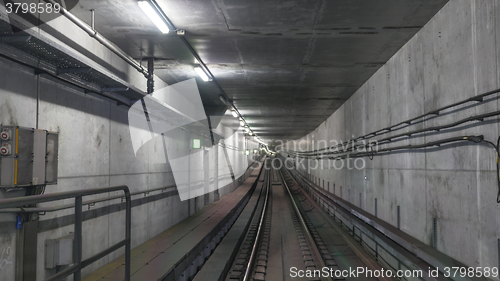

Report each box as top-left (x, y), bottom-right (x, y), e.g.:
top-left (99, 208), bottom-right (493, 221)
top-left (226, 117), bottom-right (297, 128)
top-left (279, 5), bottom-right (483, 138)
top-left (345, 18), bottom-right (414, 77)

top-left (0, 173), bottom-right (238, 213)
top-left (0, 185), bottom-right (174, 213)
top-left (0, 185), bottom-right (132, 281)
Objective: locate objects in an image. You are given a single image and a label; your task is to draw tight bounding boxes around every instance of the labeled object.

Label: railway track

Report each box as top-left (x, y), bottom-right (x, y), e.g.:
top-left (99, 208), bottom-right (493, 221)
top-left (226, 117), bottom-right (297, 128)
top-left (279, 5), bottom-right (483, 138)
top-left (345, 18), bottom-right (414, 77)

top-left (150, 156), bottom-right (473, 281)
top-left (220, 158), bottom-right (384, 281)
top-left (82, 155), bottom-right (454, 281)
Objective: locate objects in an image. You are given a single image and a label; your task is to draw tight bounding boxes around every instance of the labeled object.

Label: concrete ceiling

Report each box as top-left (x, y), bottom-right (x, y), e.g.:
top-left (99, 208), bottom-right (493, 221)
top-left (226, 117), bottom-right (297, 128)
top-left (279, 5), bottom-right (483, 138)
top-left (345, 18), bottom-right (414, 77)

top-left (71, 0), bottom-right (448, 141)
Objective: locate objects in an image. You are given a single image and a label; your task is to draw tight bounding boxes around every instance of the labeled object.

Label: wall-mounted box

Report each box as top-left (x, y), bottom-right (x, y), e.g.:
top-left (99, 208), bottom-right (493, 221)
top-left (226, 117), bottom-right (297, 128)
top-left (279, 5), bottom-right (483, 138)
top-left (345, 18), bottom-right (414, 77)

top-left (45, 234), bottom-right (74, 269)
top-left (0, 125), bottom-right (58, 188)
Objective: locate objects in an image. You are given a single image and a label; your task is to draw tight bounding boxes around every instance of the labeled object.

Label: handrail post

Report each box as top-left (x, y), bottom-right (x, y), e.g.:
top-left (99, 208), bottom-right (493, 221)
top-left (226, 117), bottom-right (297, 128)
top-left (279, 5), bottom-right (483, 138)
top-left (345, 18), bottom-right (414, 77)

top-left (74, 196), bottom-right (83, 281)
top-left (124, 189), bottom-right (131, 281)
top-left (0, 185), bottom-right (132, 281)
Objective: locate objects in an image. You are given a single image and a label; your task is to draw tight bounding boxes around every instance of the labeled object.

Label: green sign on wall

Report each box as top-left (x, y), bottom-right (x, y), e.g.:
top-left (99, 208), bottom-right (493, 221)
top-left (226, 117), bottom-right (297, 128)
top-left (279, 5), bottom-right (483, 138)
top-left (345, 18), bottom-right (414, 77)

top-left (193, 139), bottom-right (201, 149)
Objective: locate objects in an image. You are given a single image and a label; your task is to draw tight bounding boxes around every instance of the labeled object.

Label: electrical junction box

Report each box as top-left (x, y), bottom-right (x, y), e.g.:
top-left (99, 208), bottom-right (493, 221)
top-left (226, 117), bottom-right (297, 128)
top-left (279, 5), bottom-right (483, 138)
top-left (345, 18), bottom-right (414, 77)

top-left (0, 125), bottom-right (58, 188)
top-left (45, 234), bottom-right (74, 269)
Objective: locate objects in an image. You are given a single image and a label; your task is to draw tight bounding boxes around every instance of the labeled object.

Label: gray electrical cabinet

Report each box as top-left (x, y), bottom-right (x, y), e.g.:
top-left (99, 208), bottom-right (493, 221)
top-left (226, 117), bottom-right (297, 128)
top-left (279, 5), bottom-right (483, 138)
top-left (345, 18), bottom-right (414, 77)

top-left (0, 125), bottom-right (58, 188)
top-left (45, 234), bottom-right (74, 269)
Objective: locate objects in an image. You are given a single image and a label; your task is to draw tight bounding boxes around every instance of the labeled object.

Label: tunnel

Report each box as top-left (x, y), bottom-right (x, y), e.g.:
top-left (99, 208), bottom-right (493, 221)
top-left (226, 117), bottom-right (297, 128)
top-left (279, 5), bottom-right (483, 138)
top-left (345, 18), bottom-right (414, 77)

top-left (0, 0), bottom-right (498, 281)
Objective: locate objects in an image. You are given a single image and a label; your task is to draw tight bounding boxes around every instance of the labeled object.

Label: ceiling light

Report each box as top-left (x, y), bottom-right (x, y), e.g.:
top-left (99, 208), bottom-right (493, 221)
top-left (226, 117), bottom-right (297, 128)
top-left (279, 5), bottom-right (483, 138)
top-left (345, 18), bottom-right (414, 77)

top-left (138, 1), bottom-right (170, 34)
top-left (240, 121), bottom-right (245, 127)
top-left (194, 66), bottom-right (211, 82)
top-left (231, 110), bottom-right (238, 118)
top-left (219, 95), bottom-right (228, 105)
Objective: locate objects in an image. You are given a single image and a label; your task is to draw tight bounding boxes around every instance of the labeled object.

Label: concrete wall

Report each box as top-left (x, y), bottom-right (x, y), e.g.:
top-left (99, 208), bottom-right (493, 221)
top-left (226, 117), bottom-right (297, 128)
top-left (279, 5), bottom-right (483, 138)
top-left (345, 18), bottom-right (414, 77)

top-left (0, 53), bottom-right (257, 280)
top-left (286, 0), bottom-right (500, 271)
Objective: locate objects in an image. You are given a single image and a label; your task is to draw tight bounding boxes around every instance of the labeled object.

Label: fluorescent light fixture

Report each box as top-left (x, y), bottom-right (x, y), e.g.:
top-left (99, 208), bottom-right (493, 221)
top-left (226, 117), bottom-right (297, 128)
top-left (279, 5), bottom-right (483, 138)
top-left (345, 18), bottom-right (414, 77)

top-left (249, 132), bottom-right (253, 135)
top-left (231, 110), bottom-right (238, 118)
top-left (219, 95), bottom-right (228, 105)
top-left (194, 66), bottom-right (211, 81)
top-left (192, 139), bottom-right (201, 149)
top-left (239, 121), bottom-right (245, 127)
top-left (246, 150), bottom-right (250, 155)
top-left (138, 1), bottom-right (170, 34)
top-left (245, 128), bottom-right (250, 133)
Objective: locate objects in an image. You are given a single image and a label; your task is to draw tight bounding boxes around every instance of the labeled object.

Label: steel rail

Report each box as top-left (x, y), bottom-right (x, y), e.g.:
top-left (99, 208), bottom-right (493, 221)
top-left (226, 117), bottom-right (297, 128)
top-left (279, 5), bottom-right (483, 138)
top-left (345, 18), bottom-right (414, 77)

top-left (278, 168), bottom-right (334, 281)
top-left (286, 167), bottom-right (482, 281)
top-left (0, 185), bottom-right (132, 281)
top-left (159, 160), bottom-right (264, 281)
top-left (242, 165), bottom-right (271, 281)
top-left (284, 167), bottom-right (394, 281)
